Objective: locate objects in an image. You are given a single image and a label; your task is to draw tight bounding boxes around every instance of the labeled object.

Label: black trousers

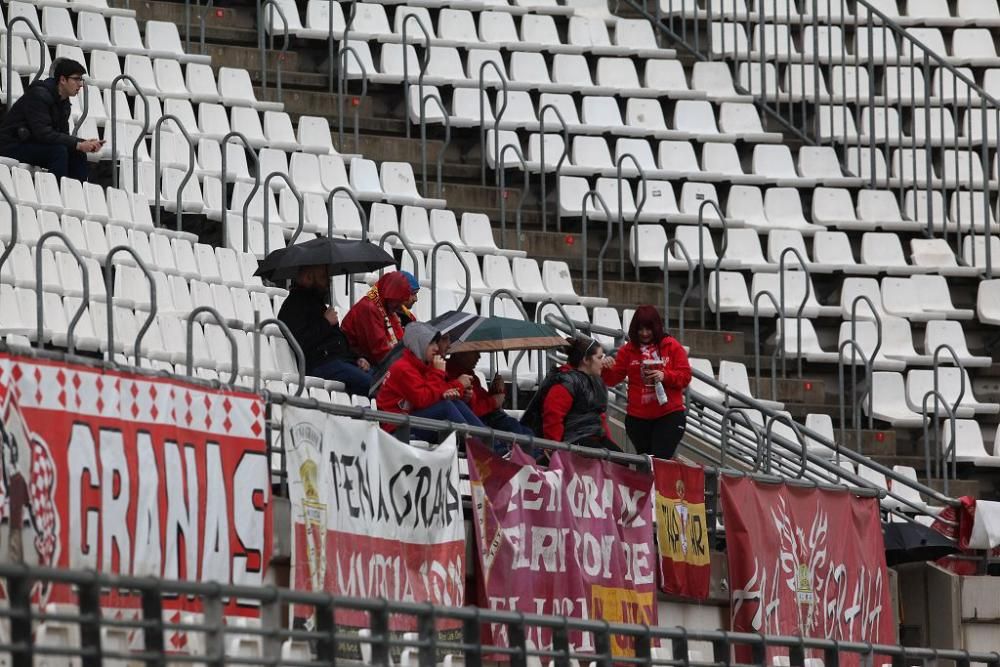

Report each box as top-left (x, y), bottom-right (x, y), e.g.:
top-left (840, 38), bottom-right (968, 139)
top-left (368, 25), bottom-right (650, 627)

top-left (625, 410), bottom-right (687, 459)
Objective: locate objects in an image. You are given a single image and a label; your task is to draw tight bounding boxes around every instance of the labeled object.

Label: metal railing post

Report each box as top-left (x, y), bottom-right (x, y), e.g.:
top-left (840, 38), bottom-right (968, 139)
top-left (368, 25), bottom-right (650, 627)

top-left (260, 0), bottom-right (290, 103)
top-left (538, 104), bottom-right (569, 233)
top-left (338, 46), bottom-right (369, 153)
top-left (778, 247), bottom-right (811, 377)
top-left (34, 232), bottom-right (88, 355)
top-left (219, 131), bottom-right (261, 253)
top-left (254, 313), bottom-right (304, 395)
top-left (580, 191), bottom-right (614, 297)
top-left (430, 241), bottom-right (472, 317)
top-left (5, 18), bottom-right (45, 110)
top-left (152, 115), bottom-right (197, 231)
top-left (616, 154), bottom-right (647, 282)
top-left (498, 144), bottom-right (529, 250)
top-left (108, 74), bottom-right (151, 192)
top-left (261, 172), bottom-right (305, 255)
top-left (664, 238), bottom-right (695, 343)
top-left (419, 92), bottom-right (450, 197)
top-left (478, 63), bottom-right (509, 186)
top-left (185, 305), bottom-right (239, 385)
top-left (104, 246), bottom-right (157, 366)
top-left (400, 14), bottom-right (432, 141)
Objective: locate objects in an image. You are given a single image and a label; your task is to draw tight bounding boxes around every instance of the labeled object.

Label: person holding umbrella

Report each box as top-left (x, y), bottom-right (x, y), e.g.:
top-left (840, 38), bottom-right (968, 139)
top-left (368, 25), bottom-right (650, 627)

top-left (277, 265), bottom-right (373, 396)
top-left (446, 352), bottom-right (535, 437)
top-left (602, 305), bottom-right (691, 459)
top-left (377, 322), bottom-right (487, 443)
top-left (341, 272), bottom-right (413, 367)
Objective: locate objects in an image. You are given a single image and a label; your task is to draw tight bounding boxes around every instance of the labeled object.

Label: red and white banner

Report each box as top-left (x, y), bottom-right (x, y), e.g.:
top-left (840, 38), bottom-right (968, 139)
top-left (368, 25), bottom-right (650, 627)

top-left (654, 459), bottom-right (710, 599)
top-left (721, 476), bottom-right (893, 663)
top-left (467, 441), bottom-right (657, 658)
top-left (283, 407), bottom-right (465, 631)
top-left (0, 353), bottom-right (271, 621)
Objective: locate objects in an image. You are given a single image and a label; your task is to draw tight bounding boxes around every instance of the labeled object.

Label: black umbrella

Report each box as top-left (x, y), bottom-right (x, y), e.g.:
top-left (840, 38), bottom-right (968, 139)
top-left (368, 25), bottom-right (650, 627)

top-left (882, 520), bottom-right (960, 566)
top-left (255, 238), bottom-right (395, 282)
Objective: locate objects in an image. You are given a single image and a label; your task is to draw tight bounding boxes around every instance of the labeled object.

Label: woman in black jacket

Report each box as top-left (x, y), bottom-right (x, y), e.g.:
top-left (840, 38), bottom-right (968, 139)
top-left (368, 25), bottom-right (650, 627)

top-left (277, 265), bottom-right (373, 395)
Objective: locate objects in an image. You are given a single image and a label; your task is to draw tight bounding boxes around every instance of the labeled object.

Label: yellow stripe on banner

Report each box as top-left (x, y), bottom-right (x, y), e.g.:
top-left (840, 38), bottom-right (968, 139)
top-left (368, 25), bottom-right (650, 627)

top-left (655, 493), bottom-right (711, 567)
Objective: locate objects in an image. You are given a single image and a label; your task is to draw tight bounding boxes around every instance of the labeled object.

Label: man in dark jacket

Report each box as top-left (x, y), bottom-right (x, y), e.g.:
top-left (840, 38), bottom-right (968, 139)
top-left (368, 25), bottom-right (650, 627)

top-left (0, 59), bottom-right (103, 181)
top-left (277, 264), bottom-right (373, 396)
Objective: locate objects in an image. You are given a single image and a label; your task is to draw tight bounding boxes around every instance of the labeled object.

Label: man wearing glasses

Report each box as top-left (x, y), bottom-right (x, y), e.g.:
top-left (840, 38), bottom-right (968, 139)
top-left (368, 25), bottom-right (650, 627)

top-left (0, 58), bottom-right (103, 181)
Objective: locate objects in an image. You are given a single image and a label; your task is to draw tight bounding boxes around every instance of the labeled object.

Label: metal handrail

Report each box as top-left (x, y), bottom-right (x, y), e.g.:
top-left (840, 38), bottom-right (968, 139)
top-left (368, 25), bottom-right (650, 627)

top-left (777, 246), bottom-right (811, 377)
top-left (429, 241), bottom-right (471, 317)
top-left (219, 131), bottom-right (261, 252)
top-left (419, 92), bottom-right (450, 197)
top-left (617, 154), bottom-right (648, 283)
top-left (260, 0), bottom-right (290, 102)
top-left (5, 17), bottom-right (45, 110)
top-left (579, 190), bottom-right (615, 297)
top-left (752, 289), bottom-right (782, 401)
top-left (498, 143), bottom-right (529, 250)
top-left (719, 407), bottom-right (762, 469)
top-left (849, 294), bottom-right (882, 430)
top-left (337, 46), bottom-right (369, 153)
top-left (538, 104), bottom-right (569, 233)
top-left (104, 246), bottom-right (156, 366)
top-left (478, 62), bottom-right (509, 186)
top-left (921, 388), bottom-right (957, 497)
top-left (261, 172), bottom-right (304, 255)
top-left (487, 288), bottom-right (534, 388)
top-left (761, 413), bottom-right (809, 478)
top-left (34, 232), bottom-right (88, 355)
top-left (330, 0), bottom-right (356, 94)
top-left (71, 69), bottom-right (92, 136)
top-left (400, 13), bottom-right (432, 140)
top-left (931, 343), bottom-right (966, 418)
top-left (198, 0), bottom-right (215, 55)
top-left (0, 180), bottom-right (17, 318)
top-left (326, 185), bottom-right (368, 241)
top-left (152, 114), bottom-right (197, 230)
top-left (696, 200), bottom-right (727, 331)
top-left (109, 74), bottom-right (151, 192)
top-left (837, 338), bottom-right (872, 453)
top-left (375, 230), bottom-right (420, 283)
top-left (253, 311), bottom-right (304, 396)
top-left (535, 297), bottom-right (577, 389)
top-left (185, 305), bottom-right (238, 386)
top-left (664, 238), bottom-right (695, 343)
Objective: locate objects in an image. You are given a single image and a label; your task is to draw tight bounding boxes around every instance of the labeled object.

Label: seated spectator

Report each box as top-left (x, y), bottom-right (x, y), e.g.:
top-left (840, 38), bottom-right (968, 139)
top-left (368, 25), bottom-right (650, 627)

top-left (446, 351), bottom-right (535, 437)
top-left (602, 305), bottom-right (691, 459)
top-left (378, 322), bottom-right (486, 443)
top-left (0, 59), bottom-right (103, 181)
top-left (342, 272), bottom-right (412, 367)
top-left (277, 265), bottom-right (373, 396)
top-left (522, 337), bottom-right (618, 450)
top-left (398, 271), bottom-right (420, 327)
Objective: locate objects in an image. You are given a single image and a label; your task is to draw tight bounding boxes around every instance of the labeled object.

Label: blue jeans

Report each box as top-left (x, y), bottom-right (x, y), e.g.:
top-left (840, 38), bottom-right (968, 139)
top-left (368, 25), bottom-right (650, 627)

top-left (410, 400), bottom-right (487, 443)
top-left (0, 143), bottom-right (88, 182)
top-left (311, 358), bottom-right (373, 396)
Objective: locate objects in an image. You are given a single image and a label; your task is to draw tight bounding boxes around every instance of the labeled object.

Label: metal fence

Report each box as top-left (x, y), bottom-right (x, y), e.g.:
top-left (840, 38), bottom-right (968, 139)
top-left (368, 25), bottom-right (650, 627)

top-left (2, 563), bottom-right (998, 667)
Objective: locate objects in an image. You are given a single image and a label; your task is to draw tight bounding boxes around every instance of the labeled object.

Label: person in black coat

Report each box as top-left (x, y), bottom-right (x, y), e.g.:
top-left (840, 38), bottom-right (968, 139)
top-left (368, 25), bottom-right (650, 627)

top-left (277, 264), bottom-right (373, 396)
top-left (0, 59), bottom-right (103, 181)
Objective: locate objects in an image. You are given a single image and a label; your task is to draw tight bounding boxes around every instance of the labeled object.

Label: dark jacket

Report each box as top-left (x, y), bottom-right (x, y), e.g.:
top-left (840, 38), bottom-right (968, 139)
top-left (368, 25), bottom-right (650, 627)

top-left (522, 365), bottom-right (610, 445)
top-left (0, 78), bottom-right (78, 151)
top-left (277, 286), bottom-right (357, 373)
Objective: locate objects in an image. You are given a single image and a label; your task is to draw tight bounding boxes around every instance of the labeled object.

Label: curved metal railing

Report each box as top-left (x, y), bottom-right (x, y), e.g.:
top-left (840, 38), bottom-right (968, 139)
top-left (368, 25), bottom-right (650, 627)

top-left (663, 238), bottom-right (695, 342)
top-left (538, 104), bottom-right (570, 233)
top-left (152, 115), bottom-right (197, 230)
top-left (108, 74), bottom-right (151, 192)
top-left (429, 241), bottom-right (472, 317)
top-left (337, 45), bottom-right (369, 153)
top-left (400, 13), bottom-right (432, 141)
top-left (185, 305), bottom-right (238, 386)
top-left (478, 63), bottom-right (509, 186)
top-left (104, 246), bottom-right (156, 366)
top-left (34, 232), bottom-right (88, 355)
top-left (498, 144), bottom-right (529, 249)
top-left (4, 17), bottom-right (45, 109)
top-left (219, 131), bottom-right (262, 252)
top-left (260, 0), bottom-right (290, 102)
top-left (419, 92), bottom-right (450, 198)
top-left (253, 311), bottom-right (304, 396)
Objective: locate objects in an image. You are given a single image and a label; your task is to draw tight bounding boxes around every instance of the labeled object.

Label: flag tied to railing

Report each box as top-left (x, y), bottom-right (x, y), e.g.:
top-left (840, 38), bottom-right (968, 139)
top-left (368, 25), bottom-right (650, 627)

top-left (654, 459), bottom-right (711, 600)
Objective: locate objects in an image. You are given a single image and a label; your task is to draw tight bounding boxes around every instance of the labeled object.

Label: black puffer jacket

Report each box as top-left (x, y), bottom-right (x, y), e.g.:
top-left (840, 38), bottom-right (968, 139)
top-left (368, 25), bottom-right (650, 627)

top-left (0, 78), bottom-right (77, 151)
top-left (277, 286), bottom-right (357, 373)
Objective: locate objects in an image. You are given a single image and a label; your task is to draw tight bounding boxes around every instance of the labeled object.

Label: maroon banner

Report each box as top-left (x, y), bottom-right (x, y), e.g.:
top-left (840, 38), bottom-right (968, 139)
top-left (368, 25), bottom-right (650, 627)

top-left (0, 352), bottom-right (271, 648)
top-left (467, 441), bottom-right (657, 658)
top-left (721, 476), bottom-right (893, 663)
top-left (653, 459), bottom-right (710, 599)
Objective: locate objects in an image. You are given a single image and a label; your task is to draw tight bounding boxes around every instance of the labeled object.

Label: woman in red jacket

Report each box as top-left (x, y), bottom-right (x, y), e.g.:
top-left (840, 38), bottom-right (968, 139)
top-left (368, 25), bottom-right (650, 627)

top-left (603, 305), bottom-right (691, 458)
top-left (341, 271), bottom-right (412, 366)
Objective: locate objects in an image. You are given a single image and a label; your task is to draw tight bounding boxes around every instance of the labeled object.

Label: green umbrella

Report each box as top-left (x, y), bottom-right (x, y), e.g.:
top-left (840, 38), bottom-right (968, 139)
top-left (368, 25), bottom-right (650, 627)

top-left (428, 311), bottom-right (566, 353)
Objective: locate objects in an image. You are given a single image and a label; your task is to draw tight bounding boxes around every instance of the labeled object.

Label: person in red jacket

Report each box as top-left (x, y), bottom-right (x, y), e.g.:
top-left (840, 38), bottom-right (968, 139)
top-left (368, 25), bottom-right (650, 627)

top-left (377, 322), bottom-right (486, 443)
top-left (341, 272), bottom-right (412, 366)
top-left (446, 351), bottom-right (535, 437)
top-left (603, 305), bottom-right (691, 459)
top-left (520, 337), bottom-right (619, 450)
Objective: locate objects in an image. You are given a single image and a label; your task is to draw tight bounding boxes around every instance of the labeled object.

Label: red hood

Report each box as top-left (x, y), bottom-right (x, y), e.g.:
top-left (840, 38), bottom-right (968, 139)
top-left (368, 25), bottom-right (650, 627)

top-left (377, 272), bottom-right (413, 303)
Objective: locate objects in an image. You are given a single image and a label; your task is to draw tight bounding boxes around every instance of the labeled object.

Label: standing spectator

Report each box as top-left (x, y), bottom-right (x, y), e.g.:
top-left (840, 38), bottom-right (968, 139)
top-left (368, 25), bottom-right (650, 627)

top-left (522, 337), bottom-right (619, 450)
top-left (0, 59), bottom-right (103, 181)
top-left (603, 305), bottom-right (691, 459)
top-left (446, 351), bottom-right (534, 437)
top-left (342, 271), bottom-right (412, 367)
top-left (377, 322), bottom-right (486, 443)
top-left (398, 271), bottom-right (420, 326)
top-left (277, 265), bottom-right (373, 396)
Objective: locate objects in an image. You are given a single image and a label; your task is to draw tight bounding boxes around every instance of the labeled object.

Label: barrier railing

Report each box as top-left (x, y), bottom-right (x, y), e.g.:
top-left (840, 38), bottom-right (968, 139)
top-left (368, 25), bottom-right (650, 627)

top-left (663, 238), bottom-right (695, 343)
top-left (4, 17), bottom-right (45, 110)
top-left (337, 45), bottom-right (369, 153)
top-left (400, 13), bottom-right (432, 141)
top-left (479, 63), bottom-right (509, 186)
top-left (499, 143), bottom-right (529, 249)
top-left (108, 74), bottom-right (151, 193)
top-left (34, 232), bottom-right (88, 355)
top-left (430, 241), bottom-right (472, 317)
top-left (260, 0), bottom-right (290, 103)
top-left (538, 104), bottom-right (570, 233)
top-left (626, 0), bottom-right (999, 277)
top-left (152, 114), bottom-right (197, 230)
top-left (4, 562), bottom-right (997, 667)
top-left (104, 246), bottom-right (156, 365)
top-left (419, 91), bottom-right (450, 197)
top-left (219, 131), bottom-right (262, 253)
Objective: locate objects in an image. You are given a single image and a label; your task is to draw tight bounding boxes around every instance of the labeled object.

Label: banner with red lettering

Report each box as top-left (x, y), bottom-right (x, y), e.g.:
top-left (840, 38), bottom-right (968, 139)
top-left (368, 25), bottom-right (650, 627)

top-left (283, 407), bottom-right (465, 632)
top-left (654, 459), bottom-right (710, 599)
top-left (721, 476), bottom-right (893, 663)
top-left (467, 441), bottom-right (657, 658)
top-left (0, 353), bottom-right (271, 630)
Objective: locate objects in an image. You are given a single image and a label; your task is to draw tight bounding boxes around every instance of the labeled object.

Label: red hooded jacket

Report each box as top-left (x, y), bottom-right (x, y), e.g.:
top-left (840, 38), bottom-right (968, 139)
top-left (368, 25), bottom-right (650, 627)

top-left (341, 272), bottom-right (411, 364)
top-left (377, 349), bottom-right (465, 431)
top-left (602, 336), bottom-right (691, 419)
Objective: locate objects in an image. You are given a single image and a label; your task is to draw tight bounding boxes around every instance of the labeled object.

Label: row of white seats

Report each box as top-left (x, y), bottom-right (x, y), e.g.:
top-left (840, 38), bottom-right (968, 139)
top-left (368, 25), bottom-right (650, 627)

top-left (711, 272), bottom-right (969, 319)
top-left (636, 225), bottom-right (980, 277)
top-left (867, 367), bottom-right (999, 427)
top-left (662, 0), bottom-right (1000, 27)
top-left (740, 61), bottom-right (1000, 106)
top-left (266, 1), bottom-right (668, 59)
top-left (709, 22), bottom-right (1000, 66)
top-left (776, 316), bottom-right (991, 370)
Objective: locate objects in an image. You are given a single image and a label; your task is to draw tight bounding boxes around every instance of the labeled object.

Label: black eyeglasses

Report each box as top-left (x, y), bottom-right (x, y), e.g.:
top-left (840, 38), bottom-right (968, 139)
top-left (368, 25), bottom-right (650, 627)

top-left (67, 76), bottom-right (84, 83)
